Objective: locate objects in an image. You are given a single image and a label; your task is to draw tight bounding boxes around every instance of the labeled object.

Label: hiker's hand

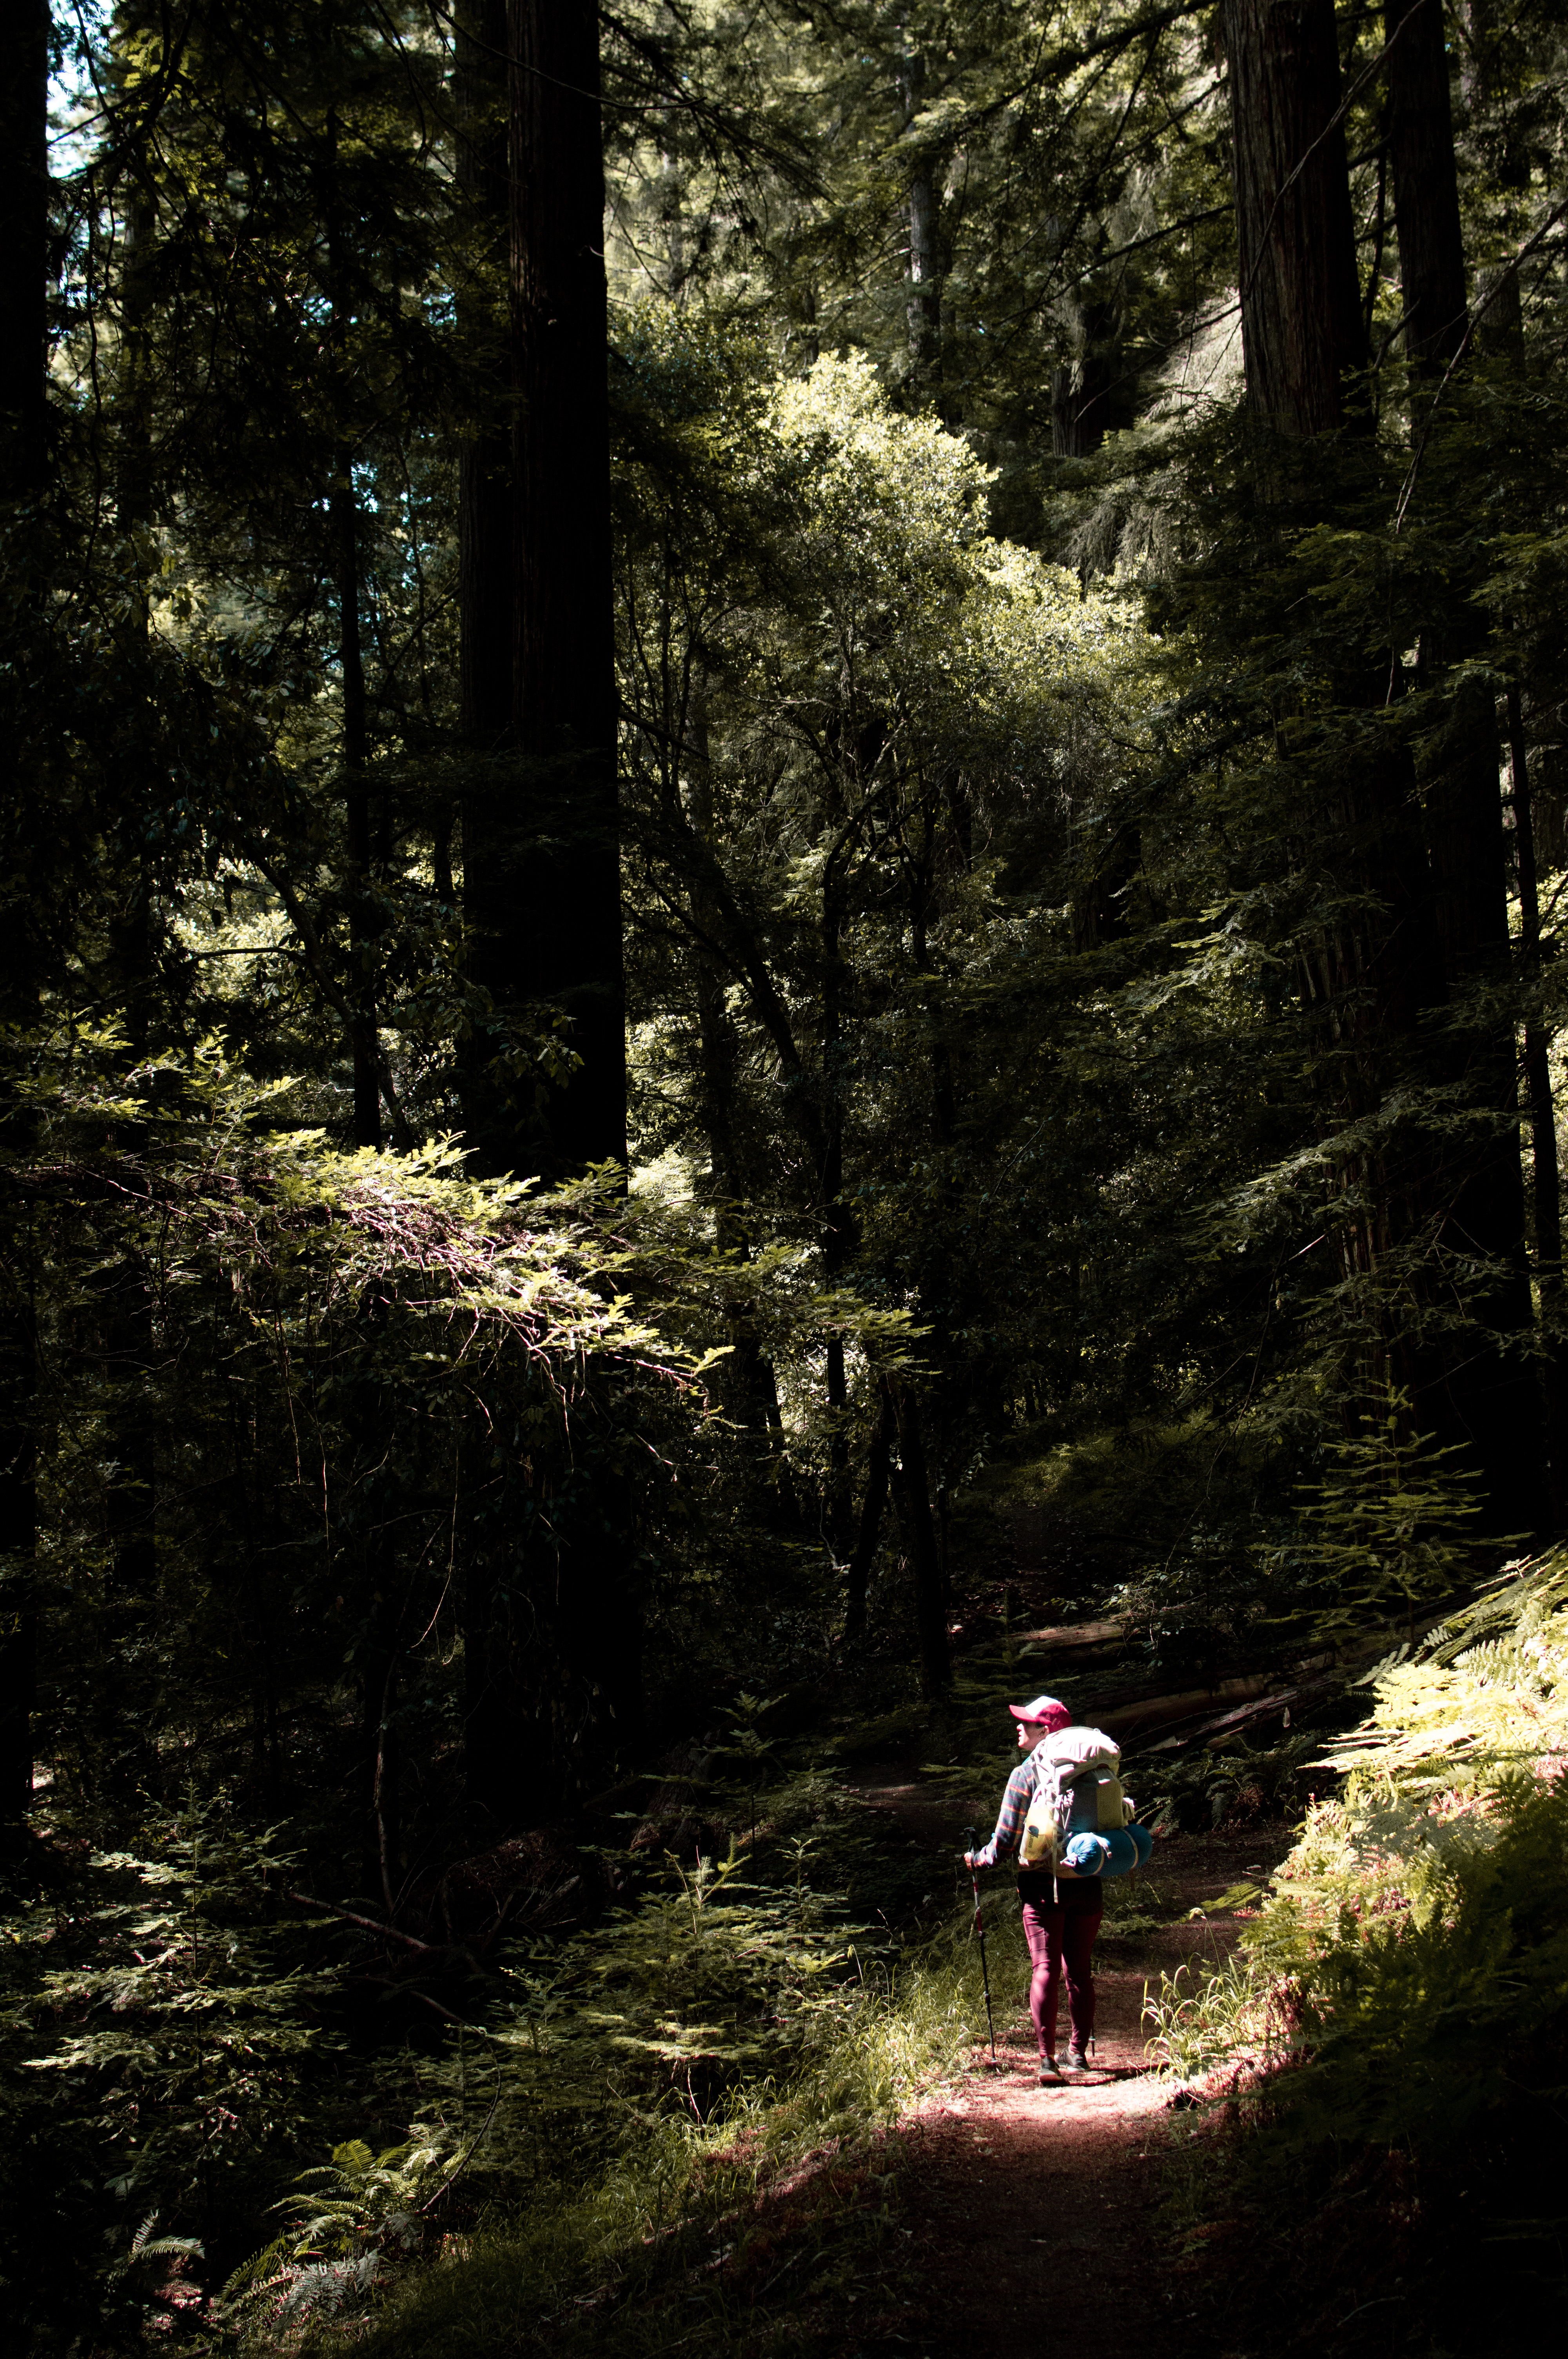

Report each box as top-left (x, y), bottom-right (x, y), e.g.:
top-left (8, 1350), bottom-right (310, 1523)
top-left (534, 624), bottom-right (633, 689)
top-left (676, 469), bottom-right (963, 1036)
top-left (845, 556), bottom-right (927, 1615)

top-left (962, 1850), bottom-right (977, 1868)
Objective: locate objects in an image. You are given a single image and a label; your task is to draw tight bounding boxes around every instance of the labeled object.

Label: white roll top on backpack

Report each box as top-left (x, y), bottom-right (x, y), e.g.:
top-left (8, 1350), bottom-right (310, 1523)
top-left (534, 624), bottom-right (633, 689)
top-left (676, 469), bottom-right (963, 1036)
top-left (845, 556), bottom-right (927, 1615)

top-left (1018, 1725), bottom-right (1131, 1870)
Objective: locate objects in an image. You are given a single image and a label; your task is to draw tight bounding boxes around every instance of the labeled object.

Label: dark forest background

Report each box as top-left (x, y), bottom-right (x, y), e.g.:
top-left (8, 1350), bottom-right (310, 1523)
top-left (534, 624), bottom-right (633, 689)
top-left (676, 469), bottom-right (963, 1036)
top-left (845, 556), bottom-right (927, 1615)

top-left (5, 0), bottom-right (1568, 2349)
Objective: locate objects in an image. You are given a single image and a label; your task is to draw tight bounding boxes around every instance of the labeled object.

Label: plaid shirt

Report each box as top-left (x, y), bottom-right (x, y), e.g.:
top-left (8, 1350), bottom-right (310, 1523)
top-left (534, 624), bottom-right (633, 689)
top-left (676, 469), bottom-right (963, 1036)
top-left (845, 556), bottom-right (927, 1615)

top-left (972, 1756), bottom-right (1039, 1868)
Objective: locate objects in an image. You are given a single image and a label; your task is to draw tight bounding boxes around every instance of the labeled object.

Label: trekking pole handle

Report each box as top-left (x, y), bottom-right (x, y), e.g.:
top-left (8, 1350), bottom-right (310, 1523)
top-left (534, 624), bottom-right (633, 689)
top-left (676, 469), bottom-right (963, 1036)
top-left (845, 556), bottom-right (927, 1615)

top-left (961, 1827), bottom-right (998, 2065)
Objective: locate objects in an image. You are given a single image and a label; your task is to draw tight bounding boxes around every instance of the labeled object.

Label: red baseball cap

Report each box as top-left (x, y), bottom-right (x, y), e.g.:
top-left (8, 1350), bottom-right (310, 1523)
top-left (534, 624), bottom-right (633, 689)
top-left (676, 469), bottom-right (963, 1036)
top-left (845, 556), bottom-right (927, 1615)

top-left (1009, 1694), bottom-right (1070, 1730)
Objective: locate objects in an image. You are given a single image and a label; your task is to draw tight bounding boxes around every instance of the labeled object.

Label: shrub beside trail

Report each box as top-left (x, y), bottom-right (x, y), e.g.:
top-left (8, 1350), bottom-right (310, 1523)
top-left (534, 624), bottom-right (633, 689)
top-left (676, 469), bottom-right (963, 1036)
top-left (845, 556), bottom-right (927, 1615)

top-left (1147, 1553), bottom-right (1568, 2352)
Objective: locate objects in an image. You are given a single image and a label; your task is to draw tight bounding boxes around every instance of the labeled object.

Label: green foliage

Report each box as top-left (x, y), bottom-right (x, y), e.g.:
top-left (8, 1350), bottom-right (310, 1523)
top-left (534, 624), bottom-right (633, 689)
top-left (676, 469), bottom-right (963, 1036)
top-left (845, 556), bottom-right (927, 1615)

top-left (20, 5), bottom-right (1568, 2351)
top-left (335, 1895), bottom-right (1001, 2359)
top-left (1283, 1385), bottom-right (1495, 1637)
top-left (1144, 1551), bottom-right (1568, 2313)
top-left (220, 2134), bottom-right (475, 2344)
top-left (1140, 1729), bottom-right (1323, 1838)
top-left (6, 1021), bottom-right (695, 1820)
top-left (0, 1796), bottom-right (332, 2352)
top-left (206, 1790), bottom-right (993, 2357)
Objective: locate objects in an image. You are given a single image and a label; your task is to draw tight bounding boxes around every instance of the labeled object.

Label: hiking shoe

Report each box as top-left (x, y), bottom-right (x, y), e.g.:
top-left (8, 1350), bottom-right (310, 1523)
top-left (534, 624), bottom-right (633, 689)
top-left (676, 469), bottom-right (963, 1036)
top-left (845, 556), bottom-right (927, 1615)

top-left (1064, 2047), bottom-right (1091, 2075)
top-left (1038, 2055), bottom-right (1061, 2083)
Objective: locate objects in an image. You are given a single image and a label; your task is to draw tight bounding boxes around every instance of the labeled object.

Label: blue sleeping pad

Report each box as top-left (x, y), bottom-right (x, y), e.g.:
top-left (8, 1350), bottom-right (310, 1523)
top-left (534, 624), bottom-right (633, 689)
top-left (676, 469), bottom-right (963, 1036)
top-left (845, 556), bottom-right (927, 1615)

top-left (1061, 1823), bottom-right (1154, 1878)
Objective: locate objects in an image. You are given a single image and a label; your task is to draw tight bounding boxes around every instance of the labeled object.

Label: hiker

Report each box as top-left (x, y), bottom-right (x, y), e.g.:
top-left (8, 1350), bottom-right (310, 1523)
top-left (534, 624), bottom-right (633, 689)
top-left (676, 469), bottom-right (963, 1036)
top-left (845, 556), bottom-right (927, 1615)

top-left (964, 1693), bottom-right (1150, 2082)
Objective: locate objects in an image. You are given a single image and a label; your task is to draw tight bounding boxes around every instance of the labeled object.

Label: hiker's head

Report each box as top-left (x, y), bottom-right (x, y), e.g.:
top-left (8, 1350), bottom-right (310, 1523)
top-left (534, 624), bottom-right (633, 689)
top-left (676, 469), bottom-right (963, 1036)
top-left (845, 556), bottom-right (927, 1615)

top-left (1009, 1694), bottom-right (1069, 1748)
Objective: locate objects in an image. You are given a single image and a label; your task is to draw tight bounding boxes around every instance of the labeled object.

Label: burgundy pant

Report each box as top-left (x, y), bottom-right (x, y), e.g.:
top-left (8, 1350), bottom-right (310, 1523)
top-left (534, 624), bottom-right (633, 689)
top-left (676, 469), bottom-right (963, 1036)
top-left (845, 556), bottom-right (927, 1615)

top-left (1020, 1889), bottom-right (1102, 2055)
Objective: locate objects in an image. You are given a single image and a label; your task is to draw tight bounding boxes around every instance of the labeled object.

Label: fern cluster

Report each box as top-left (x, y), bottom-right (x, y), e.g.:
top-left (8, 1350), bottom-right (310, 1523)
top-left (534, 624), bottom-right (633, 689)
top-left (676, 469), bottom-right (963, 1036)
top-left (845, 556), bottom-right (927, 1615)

top-left (1145, 1550), bottom-right (1568, 2337)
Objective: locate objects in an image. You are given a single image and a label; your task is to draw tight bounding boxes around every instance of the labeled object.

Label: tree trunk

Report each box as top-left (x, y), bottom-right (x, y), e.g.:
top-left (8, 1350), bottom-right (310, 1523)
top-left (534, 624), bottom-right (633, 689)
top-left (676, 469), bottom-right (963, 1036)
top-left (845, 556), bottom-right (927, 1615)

top-left (332, 473), bottom-right (383, 1150)
top-left (1223, 0), bottom-right (1367, 432)
top-left (900, 54), bottom-right (940, 387)
top-left (1508, 688), bottom-right (1568, 1526)
top-left (1051, 295), bottom-right (1119, 457)
top-left (363, 1625), bottom-right (401, 1914)
top-left (457, 0), bottom-right (519, 1185)
top-left (891, 1385), bottom-right (950, 1696)
top-left (844, 1396), bottom-right (893, 1643)
top-left (0, 1295), bottom-right (34, 1831)
top-left (1422, 675), bottom-right (1547, 1528)
top-left (683, 682), bottom-right (800, 1518)
top-left (0, 0), bottom-right (48, 1832)
top-left (321, 109), bottom-right (384, 1154)
top-left (659, 107), bottom-right (686, 301)
top-left (115, 190), bottom-right (157, 569)
top-left (818, 859), bottom-right (855, 1544)
top-left (1384, 15), bottom-right (1546, 1527)
top-left (0, 0), bottom-right (49, 511)
top-left (498, 0), bottom-right (625, 1178)
top-left (1459, 0), bottom-right (1526, 348)
top-left (457, 0), bottom-right (513, 756)
top-left (1385, 0), bottom-right (1468, 371)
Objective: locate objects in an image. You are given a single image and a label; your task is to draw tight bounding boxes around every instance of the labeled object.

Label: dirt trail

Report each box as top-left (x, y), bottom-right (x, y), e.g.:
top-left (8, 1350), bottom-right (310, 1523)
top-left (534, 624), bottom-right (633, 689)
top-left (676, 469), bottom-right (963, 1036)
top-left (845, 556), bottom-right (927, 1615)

top-left (849, 1765), bottom-right (1289, 2359)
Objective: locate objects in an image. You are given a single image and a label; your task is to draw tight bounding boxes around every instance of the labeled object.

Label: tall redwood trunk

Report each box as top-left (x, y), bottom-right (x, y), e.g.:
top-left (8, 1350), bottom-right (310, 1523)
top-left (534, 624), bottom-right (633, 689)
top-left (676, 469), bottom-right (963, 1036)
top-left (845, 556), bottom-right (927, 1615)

top-left (1224, 0), bottom-right (1366, 431)
top-left (455, 0), bottom-right (518, 1832)
top-left (503, 0), bottom-right (625, 1176)
top-left (457, 0), bottom-right (512, 771)
top-left (456, 4), bottom-right (632, 1830)
top-left (1385, 0), bottom-right (1468, 371)
top-left (1384, 7), bottom-right (1546, 1526)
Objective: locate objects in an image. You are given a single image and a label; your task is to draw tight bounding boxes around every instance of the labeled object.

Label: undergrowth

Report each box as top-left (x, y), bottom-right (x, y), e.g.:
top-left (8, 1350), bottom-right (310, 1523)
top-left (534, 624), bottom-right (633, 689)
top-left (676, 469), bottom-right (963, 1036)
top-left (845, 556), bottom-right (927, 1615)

top-left (0, 1761), bottom-right (1002, 2357)
top-left (227, 1858), bottom-right (1000, 2359)
top-left (1143, 1550), bottom-right (1568, 2354)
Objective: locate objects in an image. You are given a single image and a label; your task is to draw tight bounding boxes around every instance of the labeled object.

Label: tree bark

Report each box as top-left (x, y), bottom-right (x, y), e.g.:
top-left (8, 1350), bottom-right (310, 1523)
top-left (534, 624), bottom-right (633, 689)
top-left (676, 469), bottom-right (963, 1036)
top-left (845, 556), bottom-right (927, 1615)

top-left (900, 54), bottom-right (940, 387)
top-left (457, 0), bottom-right (519, 1185)
top-left (0, 1289), bottom-right (34, 1831)
top-left (890, 1385), bottom-right (950, 1696)
top-left (332, 473), bottom-right (383, 1150)
top-left (321, 109), bottom-right (384, 1154)
top-left (457, 0), bottom-right (642, 1804)
top-left (1385, 0), bottom-right (1468, 371)
top-left (114, 190), bottom-right (157, 564)
top-left (457, 0), bottom-right (513, 756)
top-left (1508, 689), bottom-right (1568, 1525)
top-left (1052, 295), bottom-right (1119, 457)
top-left (0, 0), bottom-right (48, 1832)
top-left (1224, 0), bottom-right (1367, 432)
top-left (1383, 14), bottom-right (1546, 1526)
top-left (1422, 674), bottom-right (1546, 1528)
top-left (0, 0), bottom-right (49, 511)
top-left (1459, 0), bottom-right (1526, 348)
top-left (659, 106), bottom-right (686, 301)
top-left (844, 1396), bottom-right (893, 1643)
top-left (682, 678), bottom-right (799, 1517)
top-left (491, 0), bottom-right (626, 1179)
top-left (447, 0), bottom-right (544, 1826)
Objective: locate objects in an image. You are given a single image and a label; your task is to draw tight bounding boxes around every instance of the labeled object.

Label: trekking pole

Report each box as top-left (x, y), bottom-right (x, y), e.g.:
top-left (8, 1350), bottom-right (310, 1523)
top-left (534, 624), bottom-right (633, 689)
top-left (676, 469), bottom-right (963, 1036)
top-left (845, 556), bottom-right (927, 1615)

top-left (961, 1827), bottom-right (998, 2066)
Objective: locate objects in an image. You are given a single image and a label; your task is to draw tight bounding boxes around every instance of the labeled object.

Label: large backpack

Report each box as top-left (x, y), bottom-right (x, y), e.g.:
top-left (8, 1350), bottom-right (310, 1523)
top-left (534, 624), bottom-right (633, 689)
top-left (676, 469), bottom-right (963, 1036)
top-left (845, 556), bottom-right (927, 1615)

top-left (1018, 1726), bottom-right (1129, 1870)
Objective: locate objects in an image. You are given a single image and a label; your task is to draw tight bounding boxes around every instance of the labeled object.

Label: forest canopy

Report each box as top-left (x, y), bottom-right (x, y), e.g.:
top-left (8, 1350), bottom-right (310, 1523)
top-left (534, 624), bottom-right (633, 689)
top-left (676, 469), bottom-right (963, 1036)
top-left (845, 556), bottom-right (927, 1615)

top-left (5, 0), bottom-right (1568, 2348)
